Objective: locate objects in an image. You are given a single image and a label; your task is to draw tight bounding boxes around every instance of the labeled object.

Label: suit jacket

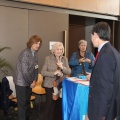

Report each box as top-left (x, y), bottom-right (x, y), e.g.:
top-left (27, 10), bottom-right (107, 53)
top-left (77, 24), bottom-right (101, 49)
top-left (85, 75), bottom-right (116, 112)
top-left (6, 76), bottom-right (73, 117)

top-left (88, 42), bottom-right (120, 120)
top-left (41, 54), bottom-right (71, 88)
top-left (14, 48), bottom-right (38, 86)
top-left (1, 77), bottom-right (13, 115)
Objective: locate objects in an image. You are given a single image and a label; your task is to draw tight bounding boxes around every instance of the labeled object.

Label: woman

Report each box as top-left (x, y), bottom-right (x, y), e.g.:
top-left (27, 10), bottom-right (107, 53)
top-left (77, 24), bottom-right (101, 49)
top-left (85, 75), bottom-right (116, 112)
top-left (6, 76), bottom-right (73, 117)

top-left (69, 39), bottom-right (95, 77)
top-left (41, 42), bottom-right (71, 120)
top-left (14, 35), bottom-right (42, 120)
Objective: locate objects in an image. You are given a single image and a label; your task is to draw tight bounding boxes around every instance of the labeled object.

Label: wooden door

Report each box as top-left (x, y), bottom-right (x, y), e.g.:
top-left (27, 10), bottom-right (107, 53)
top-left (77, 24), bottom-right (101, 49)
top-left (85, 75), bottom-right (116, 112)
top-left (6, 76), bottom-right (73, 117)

top-left (68, 24), bottom-right (85, 59)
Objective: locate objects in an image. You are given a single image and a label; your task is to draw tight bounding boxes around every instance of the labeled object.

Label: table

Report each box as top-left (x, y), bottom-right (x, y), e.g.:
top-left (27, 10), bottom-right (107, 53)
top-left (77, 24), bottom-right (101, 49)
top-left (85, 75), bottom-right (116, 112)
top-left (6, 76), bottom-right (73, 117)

top-left (62, 77), bottom-right (89, 120)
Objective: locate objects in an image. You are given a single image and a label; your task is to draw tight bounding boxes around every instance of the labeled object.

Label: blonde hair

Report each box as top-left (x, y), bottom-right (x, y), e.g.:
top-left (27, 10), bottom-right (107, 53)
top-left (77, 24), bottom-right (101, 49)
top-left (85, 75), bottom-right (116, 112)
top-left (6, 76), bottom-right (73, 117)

top-left (78, 40), bottom-right (87, 47)
top-left (51, 42), bottom-right (64, 55)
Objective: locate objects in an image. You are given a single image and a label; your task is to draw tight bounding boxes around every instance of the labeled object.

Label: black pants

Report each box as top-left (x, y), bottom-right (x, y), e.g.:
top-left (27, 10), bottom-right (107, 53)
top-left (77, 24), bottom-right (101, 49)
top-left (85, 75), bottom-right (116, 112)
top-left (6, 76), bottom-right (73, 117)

top-left (53, 98), bottom-right (62, 120)
top-left (15, 85), bottom-right (31, 120)
top-left (44, 88), bottom-right (55, 120)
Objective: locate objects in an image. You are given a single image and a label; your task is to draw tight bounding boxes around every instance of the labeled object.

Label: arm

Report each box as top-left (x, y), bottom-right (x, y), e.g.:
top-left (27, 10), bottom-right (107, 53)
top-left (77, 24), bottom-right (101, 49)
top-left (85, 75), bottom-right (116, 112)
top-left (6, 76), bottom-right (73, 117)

top-left (85, 52), bottom-right (95, 67)
top-left (20, 52), bottom-right (33, 82)
top-left (20, 51), bottom-right (37, 83)
top-left (89, 52), bottom-right (95, 67)
top-left (61, 57), bottom-right (71, 75)
top-left (41, 56), bottom-right (55, 77)
top-left (33, 53), bottom-right (39, 81)
top-left (56, 57), bottom-right (71, 75)
top-left (69, 52), bottom-right (80, 67)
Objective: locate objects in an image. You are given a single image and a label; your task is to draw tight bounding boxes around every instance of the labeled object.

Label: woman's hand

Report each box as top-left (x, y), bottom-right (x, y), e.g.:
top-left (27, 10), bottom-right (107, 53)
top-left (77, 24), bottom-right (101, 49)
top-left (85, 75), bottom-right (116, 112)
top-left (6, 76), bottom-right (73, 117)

top-left (30, 80), bottom-right (36, 88)
top-left (56, 62), bottom-right (63, 69)
top-left (86, 72), bottom-right (91, 81)
top-left (85, 58), bottom-right (91, 63)
top-left (79, 58), bottom-right (85, 63)
top-left (54, 70), bottom-right (63, 77)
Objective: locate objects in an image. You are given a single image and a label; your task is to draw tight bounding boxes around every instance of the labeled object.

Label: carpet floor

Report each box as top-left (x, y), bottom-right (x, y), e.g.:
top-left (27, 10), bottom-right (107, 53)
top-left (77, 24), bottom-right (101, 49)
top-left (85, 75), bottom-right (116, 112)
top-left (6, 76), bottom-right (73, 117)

top-left (0, 102), bottom-right (45, 120)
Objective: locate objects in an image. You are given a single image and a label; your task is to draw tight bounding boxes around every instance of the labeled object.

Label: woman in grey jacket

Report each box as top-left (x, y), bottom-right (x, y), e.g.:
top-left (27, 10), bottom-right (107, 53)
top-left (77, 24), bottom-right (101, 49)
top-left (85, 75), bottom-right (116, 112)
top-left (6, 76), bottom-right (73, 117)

top-left (14, 35), bottom-right (42, 120)
top-left (41, 42), bottom-right (71, 120)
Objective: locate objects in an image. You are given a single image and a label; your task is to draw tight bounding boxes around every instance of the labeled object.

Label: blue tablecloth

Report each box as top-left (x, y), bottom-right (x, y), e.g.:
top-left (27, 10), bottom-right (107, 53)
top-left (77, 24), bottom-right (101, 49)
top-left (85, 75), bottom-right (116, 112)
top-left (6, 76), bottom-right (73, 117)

top-left (62, 78), bottom-right (89, 120)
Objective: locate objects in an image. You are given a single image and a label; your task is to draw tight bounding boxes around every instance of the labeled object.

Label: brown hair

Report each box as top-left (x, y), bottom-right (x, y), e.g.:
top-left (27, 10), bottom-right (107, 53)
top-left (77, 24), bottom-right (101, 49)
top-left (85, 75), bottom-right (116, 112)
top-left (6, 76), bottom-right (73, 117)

top-left (27, 35), bottom-right (42, 49)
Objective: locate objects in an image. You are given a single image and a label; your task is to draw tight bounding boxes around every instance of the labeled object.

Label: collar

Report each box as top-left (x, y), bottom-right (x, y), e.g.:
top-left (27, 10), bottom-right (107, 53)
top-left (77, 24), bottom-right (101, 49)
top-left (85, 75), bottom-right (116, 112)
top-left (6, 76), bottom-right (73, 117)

top-left (31, 49), bottom-right (35, 56)
top-left (98, 41), bottom-right (109, 52)
top-left (50, 54), bottom-right (63, 60)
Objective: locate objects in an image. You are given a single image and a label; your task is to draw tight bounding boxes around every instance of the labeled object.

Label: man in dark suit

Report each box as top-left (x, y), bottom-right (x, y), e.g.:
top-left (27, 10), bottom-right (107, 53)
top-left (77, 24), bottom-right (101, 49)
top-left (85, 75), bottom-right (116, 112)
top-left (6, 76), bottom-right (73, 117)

top-left (87, 22), bottom-right (120, 120)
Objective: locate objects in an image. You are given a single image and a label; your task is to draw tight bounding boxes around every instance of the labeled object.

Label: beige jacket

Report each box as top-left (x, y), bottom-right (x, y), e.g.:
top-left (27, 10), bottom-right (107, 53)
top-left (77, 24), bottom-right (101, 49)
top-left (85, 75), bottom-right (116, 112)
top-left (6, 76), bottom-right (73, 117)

top-left (41, 54), bottom-right (71, 88)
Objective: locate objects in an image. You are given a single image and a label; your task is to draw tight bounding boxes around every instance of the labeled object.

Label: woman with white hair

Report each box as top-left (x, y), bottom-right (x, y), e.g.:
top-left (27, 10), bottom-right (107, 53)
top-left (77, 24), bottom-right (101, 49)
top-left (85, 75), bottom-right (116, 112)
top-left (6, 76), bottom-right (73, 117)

top-left (41, 42), bottom-right (71, 120)
top-left (69, 39), bottom-right (95, 77)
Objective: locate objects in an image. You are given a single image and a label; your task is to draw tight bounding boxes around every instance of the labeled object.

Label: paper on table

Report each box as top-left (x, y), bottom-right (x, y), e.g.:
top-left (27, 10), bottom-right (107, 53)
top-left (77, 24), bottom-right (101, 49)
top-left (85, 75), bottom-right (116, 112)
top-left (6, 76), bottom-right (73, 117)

top-left (68, 77), bottom-right (81, 81)
top-left (67, 77), bottom-right (89, 86)
top-left (74, 80), bottom-right (89, 86)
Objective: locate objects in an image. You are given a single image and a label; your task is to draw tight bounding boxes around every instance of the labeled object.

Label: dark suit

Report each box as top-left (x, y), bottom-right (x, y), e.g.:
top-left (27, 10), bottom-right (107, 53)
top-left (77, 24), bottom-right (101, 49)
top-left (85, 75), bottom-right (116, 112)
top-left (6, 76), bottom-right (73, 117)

top-left (1, 77), bottom-right (17, 116)
top-left (1, 77), bottom-right (12, 116)
top-left (88, 42), bottom-right (120, 120)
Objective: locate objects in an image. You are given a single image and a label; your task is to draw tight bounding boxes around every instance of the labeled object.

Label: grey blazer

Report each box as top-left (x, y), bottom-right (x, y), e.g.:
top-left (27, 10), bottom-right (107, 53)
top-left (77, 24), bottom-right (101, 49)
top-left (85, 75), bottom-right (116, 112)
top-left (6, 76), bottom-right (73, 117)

top-left (14, 48), bottom-right (38, 86)
top-left (41, 54), bottom-right (71, 88)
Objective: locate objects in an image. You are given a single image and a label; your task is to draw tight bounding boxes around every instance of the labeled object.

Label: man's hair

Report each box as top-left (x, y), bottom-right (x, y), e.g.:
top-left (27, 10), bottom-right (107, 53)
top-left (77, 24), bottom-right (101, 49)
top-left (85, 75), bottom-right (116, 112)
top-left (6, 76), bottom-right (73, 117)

top-left (91, 22), bottom-right (111, 41)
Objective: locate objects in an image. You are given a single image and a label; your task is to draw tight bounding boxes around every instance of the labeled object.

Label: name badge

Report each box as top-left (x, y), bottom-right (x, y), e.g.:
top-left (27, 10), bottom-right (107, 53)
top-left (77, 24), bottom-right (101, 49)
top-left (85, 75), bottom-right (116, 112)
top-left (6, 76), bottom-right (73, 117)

top-left (35, 65), bottom-right (39, 69)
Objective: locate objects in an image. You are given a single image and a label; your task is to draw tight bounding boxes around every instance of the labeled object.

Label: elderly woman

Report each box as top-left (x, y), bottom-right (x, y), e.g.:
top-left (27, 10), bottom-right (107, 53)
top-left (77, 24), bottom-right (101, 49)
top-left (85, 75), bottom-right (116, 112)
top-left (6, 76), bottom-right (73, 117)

top-left (14, 35), bottom-right (42, 120)
top-left (69, 39), bottom-right (95, 77)
top-left (41, 42), bottom-right (71, 120)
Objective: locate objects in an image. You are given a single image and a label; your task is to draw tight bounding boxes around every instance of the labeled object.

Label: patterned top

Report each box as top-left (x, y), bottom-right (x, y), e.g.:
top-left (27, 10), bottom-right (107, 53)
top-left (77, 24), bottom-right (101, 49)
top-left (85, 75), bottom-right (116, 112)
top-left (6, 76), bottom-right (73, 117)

top-left (14, 48), bottom-right (38, 86)
top-left (41, 54), bottom-right (71, 88)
